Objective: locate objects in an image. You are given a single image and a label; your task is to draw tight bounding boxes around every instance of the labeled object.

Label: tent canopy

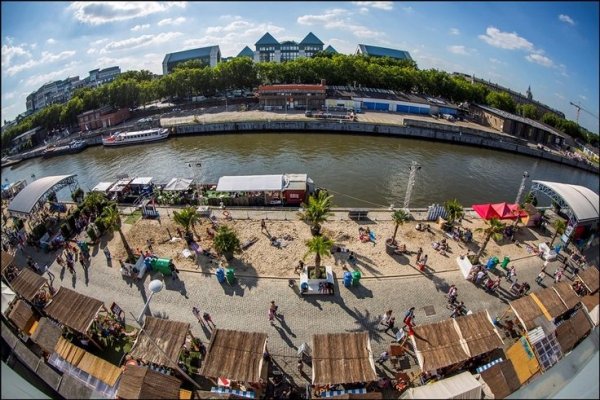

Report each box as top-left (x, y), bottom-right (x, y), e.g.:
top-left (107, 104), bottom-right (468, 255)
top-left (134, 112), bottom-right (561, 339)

top-left (30, 317), bottom-right (63, 354)
top-left (552, 282), bottom-right (581, 310)
top-left (7, 175), bottom-right (77, 216)
top-left (491, 202), bottom-right (528, 220)
top-left (530, 287), bottom-right (569, 320)
top-left (200, 329), bottom-right (268, 383)
top-left (216, 175), bottom-right (284, 192)
top-left (43, 287), bottom-right (104, 335)
top-left (130, 177), bottom-right (153, 186)
top-left (91, 181), bottom-right (115, 192)
top-left (531, 180), bottom-right (599, 223)
top-left (164, 178), bottom-right (193, 191)
top-left (509, 295), bottom-right (545, 331)
top-left (1, 282), bottom-right (16, 314)
top-left (129, 316), bottom-right (190, 368)
top-left (312, 332), bottom-right (377, 386)
top-left (401, 371), bottom-right (482, 399)
top-left (117, 365), bottom-right (182, 399)
top-left (472, 204), bottom-right (500, 220)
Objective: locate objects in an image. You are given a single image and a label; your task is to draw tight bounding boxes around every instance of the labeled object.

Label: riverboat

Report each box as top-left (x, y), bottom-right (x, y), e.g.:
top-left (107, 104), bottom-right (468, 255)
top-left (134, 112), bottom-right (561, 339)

top-left (102, 127), bottom-right (169, 147)
top-left (42, 140), bottom-right (87, 158)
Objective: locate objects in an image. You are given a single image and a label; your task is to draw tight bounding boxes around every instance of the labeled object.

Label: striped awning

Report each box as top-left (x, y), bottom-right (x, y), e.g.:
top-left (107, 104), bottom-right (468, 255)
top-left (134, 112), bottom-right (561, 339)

top-left (322, 388), bottom-right (367, 397)
top-left (211, 387), bottom-right (255, 399)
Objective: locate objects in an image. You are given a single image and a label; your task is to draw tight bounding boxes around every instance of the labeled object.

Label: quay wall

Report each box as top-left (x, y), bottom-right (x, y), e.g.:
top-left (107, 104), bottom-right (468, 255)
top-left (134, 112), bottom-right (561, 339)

top-left (172, 119), bottom-right (598, 174)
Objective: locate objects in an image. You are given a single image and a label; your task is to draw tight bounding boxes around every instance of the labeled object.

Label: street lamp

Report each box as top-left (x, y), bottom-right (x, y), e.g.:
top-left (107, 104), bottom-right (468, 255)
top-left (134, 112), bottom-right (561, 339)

top-left (515, 171), bottom-right (530, 205)
top-left (136, 279), bottom-right (164, 325)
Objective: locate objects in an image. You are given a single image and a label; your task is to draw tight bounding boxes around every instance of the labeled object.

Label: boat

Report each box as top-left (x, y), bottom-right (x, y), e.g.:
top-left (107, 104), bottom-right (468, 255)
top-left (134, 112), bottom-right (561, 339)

top-left (1, 156), bottom-right (23, 169)
top-left (42, 140), bottom-right (87, 158)
top-left (102, 127), bottom-right (169, 147)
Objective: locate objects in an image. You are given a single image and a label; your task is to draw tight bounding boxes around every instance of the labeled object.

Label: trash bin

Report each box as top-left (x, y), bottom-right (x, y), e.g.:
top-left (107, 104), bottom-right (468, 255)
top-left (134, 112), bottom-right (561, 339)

top-left (486, 256), bottom-right (499, 270)
top-left (351, 270), bottom-right (361, 286)
top-left (343, 271), bottom-right (352, 288)
top-left (151, 258), bottom-right (173, 275)
top-left (500, 256), bottom-right (510, 270)
top-left (300, 282), bottom-right (309, 293)
top-left (216, 267), bottom-right (225, 283)
top-left (554, 244), bottom-right (562, 254)
top-left (144, 257), bottom-right (153, 271)
top-left (226, 268), bottom-right (235, 285)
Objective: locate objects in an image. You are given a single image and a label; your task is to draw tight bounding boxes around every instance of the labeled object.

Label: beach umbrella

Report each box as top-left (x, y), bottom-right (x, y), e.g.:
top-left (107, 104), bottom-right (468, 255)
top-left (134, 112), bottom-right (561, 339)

top-left (491, 202), bottom-right (513, 219)
top-left (472, 203), bottom-right (501, 220)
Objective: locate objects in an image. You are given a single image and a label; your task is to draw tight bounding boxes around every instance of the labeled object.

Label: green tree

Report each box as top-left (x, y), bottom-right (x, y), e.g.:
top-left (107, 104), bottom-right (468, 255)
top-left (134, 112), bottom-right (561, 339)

top-left (303, 235), bottom-right (334, 268)
top-left (83, 191), bottom-right (108, 214)
top-left (550, 219), bottom-right (567, 246)
top-left (390, 209), bottom-right (409, 244)
top-left (522, 192), bottom-right (538, 207)
top-left (60, 97), bottom-right (84, 126)
top-left (516, 103), bottom-right (539, 119)
top-left (173, 206), bottom-right (200, 234)
top-left (298, 190), bottom-right (334, 236)
top-left (100, 203), bottom-right (134, 259)
top-left (475, 218), bottom-right (506, 259)
top-left (541, 112), bottom-right (561, 127)
top-left (444, 199), bottom-right (464, 224)
top-left (213, 225), bottom-right (241, 260)
top-left (485, 91), bottom-right (516, 113)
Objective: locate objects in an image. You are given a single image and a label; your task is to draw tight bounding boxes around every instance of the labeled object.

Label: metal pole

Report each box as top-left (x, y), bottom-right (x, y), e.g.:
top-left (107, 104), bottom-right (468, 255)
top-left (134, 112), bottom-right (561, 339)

top-left (403, 161), bottom-right (421, 209)
top-left (515, 171), bottom-right (529, 204)
top-left (136, 291), bottom-right (155, 325)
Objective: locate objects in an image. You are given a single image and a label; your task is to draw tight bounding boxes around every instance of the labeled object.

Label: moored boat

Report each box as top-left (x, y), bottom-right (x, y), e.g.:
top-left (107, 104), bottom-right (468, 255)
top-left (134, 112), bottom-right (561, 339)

top-left (102, 128), bottom-right (169, 147)
top-left (42, 140), bottom-right (87, 158)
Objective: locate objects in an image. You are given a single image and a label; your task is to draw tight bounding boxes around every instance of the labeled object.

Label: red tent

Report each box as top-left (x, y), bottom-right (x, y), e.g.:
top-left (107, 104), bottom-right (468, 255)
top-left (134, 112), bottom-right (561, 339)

top-left (472, 204), bottom-right (501, 220)
top-left (492, 202), bottom-right (529, 220)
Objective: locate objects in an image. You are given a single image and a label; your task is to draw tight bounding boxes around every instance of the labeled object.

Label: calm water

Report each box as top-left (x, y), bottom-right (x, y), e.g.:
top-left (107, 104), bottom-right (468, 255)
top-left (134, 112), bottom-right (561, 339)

top-left (3, 133), bottom-right (598, 207)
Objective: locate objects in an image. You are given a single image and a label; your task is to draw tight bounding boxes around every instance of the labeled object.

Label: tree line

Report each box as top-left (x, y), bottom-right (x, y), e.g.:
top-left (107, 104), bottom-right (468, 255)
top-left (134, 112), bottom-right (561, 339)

top-left (2, 53), bottom-right (596, 149)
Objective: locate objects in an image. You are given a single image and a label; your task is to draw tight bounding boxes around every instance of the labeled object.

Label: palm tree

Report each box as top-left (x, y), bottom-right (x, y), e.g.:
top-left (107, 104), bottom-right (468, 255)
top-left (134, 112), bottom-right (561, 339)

top-left (83, 191), bottom-right (107, 214)
top-left (101, 202), bottom-right (134, 260)
top-left (388, 209), bottom-right (409, 245)
top-left (550, 219), bottom-right (567, 246)
top-left (173, 206), bottom-right (199, 234)
top-left (475, 218), bottom-right (506, 259)
top-left (303, 235), bottom-right (334, 268)
top-left (213, 225), bottom-right (241, 261)
top-left (444, 198), bottom-right (464, 225)
top-left (297, 190), bottom-right (334, 236)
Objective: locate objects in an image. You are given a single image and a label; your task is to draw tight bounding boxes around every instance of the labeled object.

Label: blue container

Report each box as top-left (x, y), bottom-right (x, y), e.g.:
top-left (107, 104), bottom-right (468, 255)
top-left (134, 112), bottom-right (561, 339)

top-left (301, 282), bottom-right (309, 293)
top-left (216, 267), bottom-right (225, 283)
top-left (486, 256), bottom-right (499, 270)
top-left (554, 244), bottom-right (562, 254)
top-left (343, 271), bottom-right (352, 288)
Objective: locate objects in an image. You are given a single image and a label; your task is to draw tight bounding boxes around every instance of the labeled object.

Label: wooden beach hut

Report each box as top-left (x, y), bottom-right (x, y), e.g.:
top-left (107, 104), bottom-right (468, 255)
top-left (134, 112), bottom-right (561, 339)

top-left (504, 337), bottom-right (540, 385)
top-left (577, 267), bottom-right (599, 294)
top-left (200, 329), bottom-right (268, 398)
top-left (507, 295), bottom-right (545, 332)
top-left (29, 317), bottom-right (63, 356)
top-left (6, 267), bottom-right (51, 306)
top-left (116, 365), bottom-right (182, 400)
top-left (6, 299), bottom-right (39, 337)
top-left (552, 282), bottom-right (581, 310)
top-left (581, 292), bottom-right (599, 326)
top-left (311, 332), bottom-right (378, 397)
top-left (554, 308), bottom-right (593, 354)
top-left (43, 287), bottom-right (108, 350)
top-left (129, 316), bottom-right (192, 368)
top-left (530, 287), bottom-right (569, 321)
top-left (478, 360), bottom-right (521, 399)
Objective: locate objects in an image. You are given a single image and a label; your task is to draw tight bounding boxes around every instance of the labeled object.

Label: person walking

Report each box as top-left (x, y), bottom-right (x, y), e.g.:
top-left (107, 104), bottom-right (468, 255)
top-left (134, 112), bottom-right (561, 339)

top-left (510, 279), bottom-right (519, 292)
top-left (203, 312), bottom-right (215, 329)
top-left (56, 253), bottom-right (65, 267)
top-left (403, 307), bottom-right (415, 328)
top-left (506, 266), bottom-right (516, 283)
top-left (192, 307), bottom-right (203, 325)
top-left (103, 246), bottom-right (111, 261)
top-left (447, 285), bottom-right (458, 303)
top-left (421, 254), bottom-right (428, 266)
top-left (376, 351), bottom-right (389, 364)
top-left (384, 317), bottom-right (396, 334)
top-left (416, 247), bottom-right (423, 263)
top-left (555, 268), bottom-right (564, 283)
top-left (297, 359), bottom-right (304, 375)
top-left (535, 270), bottom-right (545, 285)
top-left (475, 269), bottom-right (486, 285)
top-left (381, 310), bottom-right (393, 326)
top-left (146, 239), bottom-right (153, 252)
top-left (261, 219), bottom-right (267, 233)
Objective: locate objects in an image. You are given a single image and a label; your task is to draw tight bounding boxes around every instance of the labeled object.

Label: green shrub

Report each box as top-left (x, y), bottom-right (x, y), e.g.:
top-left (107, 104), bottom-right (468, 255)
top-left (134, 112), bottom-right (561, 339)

top-left (94, 219), bottom-right (106, 233)
top-left (87, 227), bottom-right (97, 242)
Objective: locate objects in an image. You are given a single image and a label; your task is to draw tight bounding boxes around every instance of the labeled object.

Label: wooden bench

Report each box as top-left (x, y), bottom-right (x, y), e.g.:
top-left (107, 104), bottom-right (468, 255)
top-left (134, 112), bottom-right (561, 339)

top-left (348, 209), bottom-right (369, 220)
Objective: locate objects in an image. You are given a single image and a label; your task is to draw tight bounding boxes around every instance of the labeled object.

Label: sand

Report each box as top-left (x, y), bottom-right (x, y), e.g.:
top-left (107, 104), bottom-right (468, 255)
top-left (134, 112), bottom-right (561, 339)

top-left (107, 210), bottom-right (551, 278)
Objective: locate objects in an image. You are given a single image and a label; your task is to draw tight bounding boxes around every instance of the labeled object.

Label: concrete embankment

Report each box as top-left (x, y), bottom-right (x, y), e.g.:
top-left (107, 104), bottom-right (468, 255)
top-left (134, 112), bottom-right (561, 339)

top-left (172, 118), bottom-right (599, 174)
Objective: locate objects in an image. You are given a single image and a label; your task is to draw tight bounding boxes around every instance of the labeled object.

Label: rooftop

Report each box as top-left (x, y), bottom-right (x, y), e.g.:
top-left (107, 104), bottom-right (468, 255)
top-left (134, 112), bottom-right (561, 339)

top-left (163, 46), bottom-right (220, 64)
top-left (357, 44), bottom-right (412, 60)
top-left (474, 104), bottom-right (566, 138)
top-left (237, 46), bottom-right (254, 58)
top-left (255, 32), bottom-right (279, 46)
top-left (300, 32), bottom-right (324, 46)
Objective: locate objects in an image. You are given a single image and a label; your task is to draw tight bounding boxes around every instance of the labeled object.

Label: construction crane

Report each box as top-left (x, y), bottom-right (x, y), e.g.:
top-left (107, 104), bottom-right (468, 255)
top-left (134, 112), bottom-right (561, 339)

top-left (569, 101), bottom-right (599, 125)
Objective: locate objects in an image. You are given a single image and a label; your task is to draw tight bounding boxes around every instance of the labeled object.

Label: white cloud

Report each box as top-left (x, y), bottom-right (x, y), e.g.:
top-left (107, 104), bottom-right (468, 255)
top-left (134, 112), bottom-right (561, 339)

top-left (100, 32), bottom-right (183, 54)
top-left (92, 38), bottom-right (109, 46)
top-left (157, 17), bottom-right (186, 26)
top-left (554, 92), bottom-right (565, 100)
top-left (558, 14), bottom-right (575, 25)
top-left (351, 1), bottom-right (393, 10)
top-left (1, 43), bottom-right (31, 68)
top-left (131, 24), bottom-right (150, 31)
top-left (447, 45), bottom-right (469, 55)
top-left (69, 1), bottom-right (186, 25)
top-left (30, 43), bottom-right (37, 49)
top-left (525, 53), bottom-right (554, 67)
top-left (489, 58), bottom-right (503, 64)
top-left (358, 7), bottom-right (369, 14)
top-left (24, 61), bottom-right (80, 87)
top-left (579, 95), bottom-right (587, 101)
top-left (478, 26), bottom-right (534, 51)
top-left (87, 48), bottom-right (97, 55)
top-left (5, 50), bottom-right (76, 76)
top-left (4, 91), bottom-right (17, 100)
top-left (402, 6), bottom-right (414, 13)
top-left (46, 38), bottom-right (56, 45)
top-left (449, 28), bottom-right (460, 35)
top-left (298, 9), bottom-right (384, 38)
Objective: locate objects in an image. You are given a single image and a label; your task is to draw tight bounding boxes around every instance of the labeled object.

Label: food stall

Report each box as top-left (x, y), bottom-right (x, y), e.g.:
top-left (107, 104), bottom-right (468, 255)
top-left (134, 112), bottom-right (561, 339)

top-left (400, 371), bottom-right (482, 399)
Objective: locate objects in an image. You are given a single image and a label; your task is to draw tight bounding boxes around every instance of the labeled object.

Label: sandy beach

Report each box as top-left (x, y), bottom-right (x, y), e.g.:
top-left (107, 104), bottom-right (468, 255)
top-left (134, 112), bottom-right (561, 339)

top-left (108, 208), bottom-right (552, 278)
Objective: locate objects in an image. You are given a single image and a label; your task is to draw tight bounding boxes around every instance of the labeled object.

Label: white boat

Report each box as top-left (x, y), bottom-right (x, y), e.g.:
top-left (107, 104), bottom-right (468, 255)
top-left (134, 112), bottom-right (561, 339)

top-left (102, 127), bottom-right (169, 147)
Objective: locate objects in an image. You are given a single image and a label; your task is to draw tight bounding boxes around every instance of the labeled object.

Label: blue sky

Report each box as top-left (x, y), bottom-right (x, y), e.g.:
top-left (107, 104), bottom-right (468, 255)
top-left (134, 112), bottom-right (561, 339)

top-left (2, 1), bottom-right (598, 133)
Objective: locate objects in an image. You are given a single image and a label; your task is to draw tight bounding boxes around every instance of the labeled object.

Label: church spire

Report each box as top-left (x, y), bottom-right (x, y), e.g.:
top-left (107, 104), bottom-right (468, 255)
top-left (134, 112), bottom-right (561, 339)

top-left (526, 85), bottom-right (532, 100)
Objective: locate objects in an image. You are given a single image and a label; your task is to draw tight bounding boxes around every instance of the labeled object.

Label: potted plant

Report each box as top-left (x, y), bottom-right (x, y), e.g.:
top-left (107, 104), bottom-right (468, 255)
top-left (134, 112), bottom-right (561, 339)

top-left (213, 225), bottom-right (241, 261)
top-left (386, 209), bottom-right (409, 255)
top-left (303, 235), bottom-right (333, 268)
top-left (173, 206), bottom-right (200, 237)
top-left (474, 218), bottom-right (506, 262)
top-left (297, 190), bottom-right (334, 236)
top-left (550, 219), bottom-right (567, 246)
top-left (101, 202), bottom-right (134, 260)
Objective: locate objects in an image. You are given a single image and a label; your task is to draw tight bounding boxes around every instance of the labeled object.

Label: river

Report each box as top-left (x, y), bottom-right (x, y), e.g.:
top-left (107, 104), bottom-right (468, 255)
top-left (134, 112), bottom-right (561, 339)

top-left (3, 133), bottom-right (598, 207)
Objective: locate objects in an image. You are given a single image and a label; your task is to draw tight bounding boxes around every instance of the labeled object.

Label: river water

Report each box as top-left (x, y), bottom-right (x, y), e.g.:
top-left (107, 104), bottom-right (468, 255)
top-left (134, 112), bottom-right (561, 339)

top-left (3, 133), bottom-right (598, 207)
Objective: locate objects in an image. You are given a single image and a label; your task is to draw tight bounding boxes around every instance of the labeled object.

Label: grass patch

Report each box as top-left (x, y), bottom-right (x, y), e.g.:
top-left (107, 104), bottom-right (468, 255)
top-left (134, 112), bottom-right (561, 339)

top-left (124, 211), bottom-right (142, 224)
top-left (180, 350), bottom-right (202, 374)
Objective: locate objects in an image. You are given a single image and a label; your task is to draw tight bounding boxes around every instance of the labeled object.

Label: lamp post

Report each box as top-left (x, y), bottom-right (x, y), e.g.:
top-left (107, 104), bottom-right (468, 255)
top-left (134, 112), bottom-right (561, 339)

top-left (515, 171), bottom-right (530, 205)
top-left (136, 279), bottom-right (164, 325)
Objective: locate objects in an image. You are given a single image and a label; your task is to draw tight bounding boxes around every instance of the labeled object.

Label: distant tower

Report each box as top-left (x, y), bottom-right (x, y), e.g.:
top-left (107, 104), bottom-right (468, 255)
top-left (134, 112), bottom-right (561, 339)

top-left (526, 85), bottom-right (532, 100)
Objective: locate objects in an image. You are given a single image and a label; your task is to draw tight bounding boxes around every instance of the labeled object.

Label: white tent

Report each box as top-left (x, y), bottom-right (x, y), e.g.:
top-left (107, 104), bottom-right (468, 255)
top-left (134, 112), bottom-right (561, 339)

top-left (91, 181), bottom-right (115, 192)
top-left (1, 282), bottom-right (16, 314)
top-left (164, 178), bottom-right (193, 192)
top-left (401, 371), bottom-right (482, 399)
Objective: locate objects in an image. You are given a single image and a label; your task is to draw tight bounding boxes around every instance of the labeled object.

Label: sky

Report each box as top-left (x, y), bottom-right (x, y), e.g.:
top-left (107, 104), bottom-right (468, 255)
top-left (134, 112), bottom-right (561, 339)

top-left (1, 1), bottom-right (599, 133)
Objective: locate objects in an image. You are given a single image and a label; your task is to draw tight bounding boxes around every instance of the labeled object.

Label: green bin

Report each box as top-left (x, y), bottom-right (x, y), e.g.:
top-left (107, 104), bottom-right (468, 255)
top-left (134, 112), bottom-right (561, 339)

top-left (151, 258), bottom-right (173, 275)
top-left (500, 256), bottom-right (510, 270)
top-left (226, 268), bottom-right (235, 285)
top-left (351, 270), bottom-right (362, 286)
